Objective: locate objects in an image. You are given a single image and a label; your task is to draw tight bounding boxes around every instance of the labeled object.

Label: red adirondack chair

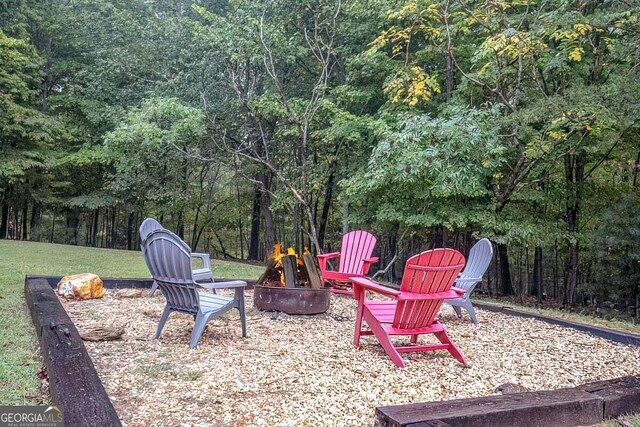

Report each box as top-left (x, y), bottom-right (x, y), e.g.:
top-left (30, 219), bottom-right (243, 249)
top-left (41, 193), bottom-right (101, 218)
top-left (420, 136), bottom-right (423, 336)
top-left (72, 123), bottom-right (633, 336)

top-left (351, 248), bottom-right (467, 368)
top-left (317, 230), bottom-right (379, 295)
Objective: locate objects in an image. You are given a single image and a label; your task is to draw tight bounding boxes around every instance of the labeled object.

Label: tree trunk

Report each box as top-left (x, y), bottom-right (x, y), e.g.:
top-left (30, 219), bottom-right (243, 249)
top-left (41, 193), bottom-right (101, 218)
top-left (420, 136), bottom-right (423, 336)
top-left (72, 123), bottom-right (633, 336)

top-left (1, 203), bottom-right (8, 240)
top-left (21, 205), bottom-right (28, 240)
top-left (431, 226), bottom-right (444, 248)
top-left (445, 50), bottom-right (454, 99)
top-left (236, 182), bottom-right (244, 259)
top-left (66, 210), bottom-right (79, 245)
top-left (1, 184), bottom-right (11, 239)
top-left (293, 203), bottom-right (301, 251)
top-left (126, 211), bottom-right (135, 250)
top-left (532, 245), bottom-right (543, 304)
top-left (563, 151), bottom-right (586, 305)
top-left (260, 175), bottom-right (276, 259)
top-left (497, 243), bottom-right (514, 295)
top-left (248, 183), bottom-right (261, 260)
top-left (110, 208), bottom-right (117, 248)
top-left (176, 211), bottom-right (185, 240)
top-left (12, 208), bottom-right (18, 239)
top-left (88, 210), bottom-right (99, 246)
top-left (317, 166), bottom-right (336, 250)
top-left (30, 202), bottom-right (42, 241)
top-left (192, 206), bottom-right (201, 251)
top-left (565, 241), bottom-right (579, 305)
top-left (49, 212), bottom-right (56, 243)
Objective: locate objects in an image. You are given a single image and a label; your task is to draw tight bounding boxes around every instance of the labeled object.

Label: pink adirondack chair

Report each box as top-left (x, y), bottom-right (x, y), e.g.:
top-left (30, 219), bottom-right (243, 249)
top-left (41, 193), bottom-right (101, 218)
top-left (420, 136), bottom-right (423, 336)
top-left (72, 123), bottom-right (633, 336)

top-left (317, 230), bottom-right (379, 295)
top-left (351, 248), bottom-right (467, 368)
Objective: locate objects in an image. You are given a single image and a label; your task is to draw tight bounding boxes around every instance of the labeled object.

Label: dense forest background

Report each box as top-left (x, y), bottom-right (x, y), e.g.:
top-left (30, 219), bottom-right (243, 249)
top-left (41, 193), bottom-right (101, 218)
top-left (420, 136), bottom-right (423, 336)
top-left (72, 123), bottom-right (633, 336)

top-left (1, 0), bottom-right (639, 317)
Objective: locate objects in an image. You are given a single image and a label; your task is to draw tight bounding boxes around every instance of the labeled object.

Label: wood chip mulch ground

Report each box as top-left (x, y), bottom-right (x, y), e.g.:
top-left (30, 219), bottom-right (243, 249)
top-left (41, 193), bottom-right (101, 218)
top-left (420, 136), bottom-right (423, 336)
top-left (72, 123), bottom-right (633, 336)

top-left (60, 289), bottom-right (640, 427)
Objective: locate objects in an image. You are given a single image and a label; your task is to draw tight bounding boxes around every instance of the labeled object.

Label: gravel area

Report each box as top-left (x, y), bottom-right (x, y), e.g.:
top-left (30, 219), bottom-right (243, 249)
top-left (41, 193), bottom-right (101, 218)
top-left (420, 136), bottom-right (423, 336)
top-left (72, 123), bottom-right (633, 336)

top-left (61, 290), bottom-right (640, 427)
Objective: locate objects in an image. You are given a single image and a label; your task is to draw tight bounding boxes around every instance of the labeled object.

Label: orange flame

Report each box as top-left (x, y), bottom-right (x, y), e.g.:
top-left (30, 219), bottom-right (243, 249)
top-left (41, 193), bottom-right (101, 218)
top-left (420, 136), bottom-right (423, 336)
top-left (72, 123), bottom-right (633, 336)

top-left (269, 244), bottom-right (307, 285)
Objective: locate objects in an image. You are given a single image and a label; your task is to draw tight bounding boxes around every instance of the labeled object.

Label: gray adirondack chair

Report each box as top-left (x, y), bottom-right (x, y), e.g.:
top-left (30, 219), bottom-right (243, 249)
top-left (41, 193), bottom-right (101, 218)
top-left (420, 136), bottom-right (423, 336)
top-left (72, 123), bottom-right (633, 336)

top-left (142, 228), bottom-right (247, 348)
top-left (445, 238), bottom-right (493, 324)
top-left (140, 218), bottom-right (214, 295)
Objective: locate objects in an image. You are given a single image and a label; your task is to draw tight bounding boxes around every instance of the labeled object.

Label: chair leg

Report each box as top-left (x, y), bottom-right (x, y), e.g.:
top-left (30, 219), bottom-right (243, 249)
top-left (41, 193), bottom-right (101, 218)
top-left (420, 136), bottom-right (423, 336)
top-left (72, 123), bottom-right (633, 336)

top-left (353, 302), bottom-right (366, 346)
top-left (149, 280), bottom-right (158, 297)
top-left (434, 329), bottom-right (468, 367)
top-left (452, 305), bottom-right (462, 318)
top-left (363, 310), bottom-right (405, 368)
top-left (189, 311), bottom-right (211, 349)
top-left (236, 289), bottom-right (247, 338)
top-left (155, 306), bottom-right (172, 339)
top-left (410, 334), bottom-right (418, 344)
top-left (466, 302), bottom-right (478, 324)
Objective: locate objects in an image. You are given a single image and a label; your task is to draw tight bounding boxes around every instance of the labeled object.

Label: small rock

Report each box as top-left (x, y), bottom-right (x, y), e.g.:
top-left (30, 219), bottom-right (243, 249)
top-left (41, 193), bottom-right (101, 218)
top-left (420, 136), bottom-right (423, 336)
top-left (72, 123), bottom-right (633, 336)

top-left (115, 289), bottom-right (146, 298)
top-left (80, 326), bottom-right (125, 342)
top-left (494, 383), bottom-right (530, 394)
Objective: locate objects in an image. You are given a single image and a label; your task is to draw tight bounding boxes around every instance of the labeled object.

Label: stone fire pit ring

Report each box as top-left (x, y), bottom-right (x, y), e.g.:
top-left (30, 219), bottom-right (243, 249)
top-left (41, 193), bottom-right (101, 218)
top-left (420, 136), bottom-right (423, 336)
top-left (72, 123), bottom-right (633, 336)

top-left (253, 285), bottom-right (330, 315)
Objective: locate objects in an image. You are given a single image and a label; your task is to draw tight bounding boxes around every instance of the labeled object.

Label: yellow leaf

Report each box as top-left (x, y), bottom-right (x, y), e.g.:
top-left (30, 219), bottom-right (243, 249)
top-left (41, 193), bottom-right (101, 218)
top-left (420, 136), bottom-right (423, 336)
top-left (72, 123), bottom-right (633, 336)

top-left (568, 47), bottom-right (583, 62)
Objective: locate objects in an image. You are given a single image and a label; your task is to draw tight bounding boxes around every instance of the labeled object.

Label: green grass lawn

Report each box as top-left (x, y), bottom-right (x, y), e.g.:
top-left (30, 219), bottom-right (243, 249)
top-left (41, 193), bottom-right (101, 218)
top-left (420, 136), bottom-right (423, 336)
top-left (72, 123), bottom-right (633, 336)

top-left (0, 239), bottom-right (264, 405)
top-left (600, 414), bottom-right (640, 426)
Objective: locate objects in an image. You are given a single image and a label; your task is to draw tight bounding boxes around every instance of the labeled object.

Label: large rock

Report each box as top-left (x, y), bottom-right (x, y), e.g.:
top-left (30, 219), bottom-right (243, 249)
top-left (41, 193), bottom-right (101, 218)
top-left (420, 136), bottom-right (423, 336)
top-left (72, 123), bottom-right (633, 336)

top-left (56, 273), bottom-right (105, 300)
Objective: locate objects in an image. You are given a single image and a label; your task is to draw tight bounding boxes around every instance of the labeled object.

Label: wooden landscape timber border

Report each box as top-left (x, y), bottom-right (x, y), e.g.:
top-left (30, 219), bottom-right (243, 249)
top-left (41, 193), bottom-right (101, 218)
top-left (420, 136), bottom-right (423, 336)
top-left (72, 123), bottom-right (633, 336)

top-left (27, 274), bottom-right (258, 289)
top-left (24, 275), bottom-right (640, 427)
top-left (473, 302), bottom-right (640, 346)
top-left (374, 375), bottom-right (640, 427)
top-left (24, 275), bottom-right (257, 427)
top-left (25, 276), bottom-right (122, 427)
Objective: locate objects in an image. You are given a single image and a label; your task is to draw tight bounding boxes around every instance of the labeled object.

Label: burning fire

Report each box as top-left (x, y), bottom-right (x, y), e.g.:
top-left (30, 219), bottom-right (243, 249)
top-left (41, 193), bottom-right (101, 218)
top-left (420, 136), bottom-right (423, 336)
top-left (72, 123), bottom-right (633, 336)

top-left (270, 244), bottom-right (309, 286)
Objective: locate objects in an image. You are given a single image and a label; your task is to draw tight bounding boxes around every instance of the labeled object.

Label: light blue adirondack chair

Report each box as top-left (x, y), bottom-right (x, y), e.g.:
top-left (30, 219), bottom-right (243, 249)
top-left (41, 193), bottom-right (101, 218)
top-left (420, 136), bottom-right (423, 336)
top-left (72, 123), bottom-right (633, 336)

top-left (142, 228), bottom-right (247, 348)
top-left (140, 218), bottom-right (214, 295)
top-left (445, 238), bottom-right (493, 324)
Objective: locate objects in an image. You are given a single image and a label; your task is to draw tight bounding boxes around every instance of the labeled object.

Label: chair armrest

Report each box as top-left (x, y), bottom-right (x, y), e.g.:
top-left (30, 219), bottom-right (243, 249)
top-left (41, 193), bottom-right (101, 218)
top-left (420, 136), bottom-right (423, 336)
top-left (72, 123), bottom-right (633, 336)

top-left (453, 277), bottom-right (482, 293)
top-left (317, 252), bottom-right (340, 272)
top-left (199, 280), bottom-right (247, 290)
top-left (398, 289), bottom-right (462, 301)
top-left (455, 276), bottom-right (482, 283)
top-left (361, 257), bottom-right (379, 275)
top-left (317, 252), bottom-right (340, 260)
top-left (191, 252), bottom-right (212, 270)
top-left (351, 277), bottom-right (400, 298)
top-left (451, 287), bottom-right (466, 296)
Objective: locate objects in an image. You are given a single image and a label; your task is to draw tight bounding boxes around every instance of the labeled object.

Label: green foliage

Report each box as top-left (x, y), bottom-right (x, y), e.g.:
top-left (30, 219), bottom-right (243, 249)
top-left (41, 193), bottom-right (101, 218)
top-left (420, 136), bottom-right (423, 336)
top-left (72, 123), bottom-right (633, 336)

top-left (104, 97), bottom-right (207, 211)
top-left (586, 193), bottom-right (640, 304)
top-left (368, 106), bottom-right (504, 197)
top-left (0, 0), bottom-right (638, 310)
top-left (0, 28), bottom-right (53, 184)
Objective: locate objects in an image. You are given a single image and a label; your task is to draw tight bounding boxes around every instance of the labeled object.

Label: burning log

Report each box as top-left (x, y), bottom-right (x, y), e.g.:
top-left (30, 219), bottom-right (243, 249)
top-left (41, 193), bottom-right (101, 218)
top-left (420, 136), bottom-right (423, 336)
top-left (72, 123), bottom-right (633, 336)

top-left (282, 255), bottom-right (297, 288)
top-left (258, 244), bottom-right (323, 289)
top-left (254, 244), bottom-right (330, 315)
top-left (302, 253), bottom-right (323, 290)
top-left (257, 258), bottom-right (278, 285)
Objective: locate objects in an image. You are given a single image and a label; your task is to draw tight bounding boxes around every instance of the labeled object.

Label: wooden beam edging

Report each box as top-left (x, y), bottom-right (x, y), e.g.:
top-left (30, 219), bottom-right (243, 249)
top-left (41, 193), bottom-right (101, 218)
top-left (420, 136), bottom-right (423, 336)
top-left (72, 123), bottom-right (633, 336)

top-left (26, 275), bottom-right (258, 290)
top-left (374, 375), bottom-right (640, 427)
top-left (473, 302), bottom-right (640, 347)
top-left (24, 277), bottom-right (122, 427)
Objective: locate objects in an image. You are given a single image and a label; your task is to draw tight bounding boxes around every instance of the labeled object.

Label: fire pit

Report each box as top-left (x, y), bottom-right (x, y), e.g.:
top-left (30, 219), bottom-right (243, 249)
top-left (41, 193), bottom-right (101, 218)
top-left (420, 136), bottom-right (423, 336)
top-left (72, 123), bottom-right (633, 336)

top-left (254, 245), bottom-right (330, 315)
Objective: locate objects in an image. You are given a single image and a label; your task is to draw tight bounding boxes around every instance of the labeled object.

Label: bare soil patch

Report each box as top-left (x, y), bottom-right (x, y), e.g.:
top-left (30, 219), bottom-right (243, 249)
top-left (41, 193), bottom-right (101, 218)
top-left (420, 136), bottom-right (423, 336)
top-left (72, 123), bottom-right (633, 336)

top-left (60, 290), bottom-right (640, 427)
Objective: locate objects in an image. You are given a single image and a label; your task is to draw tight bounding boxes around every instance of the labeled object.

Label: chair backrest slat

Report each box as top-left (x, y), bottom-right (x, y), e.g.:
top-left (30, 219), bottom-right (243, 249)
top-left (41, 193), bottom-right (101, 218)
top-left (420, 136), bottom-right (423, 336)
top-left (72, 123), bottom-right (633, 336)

top-left (140, 218), bottom-right (163, 243)
top-left (338, 230), bottom-right (377, 274)
top-left (456, 238), bottom-right (493, 293)
top-left (394, 248), bottom-right (465, 329)
top-left (142, 229), bottom-right (199, 314)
